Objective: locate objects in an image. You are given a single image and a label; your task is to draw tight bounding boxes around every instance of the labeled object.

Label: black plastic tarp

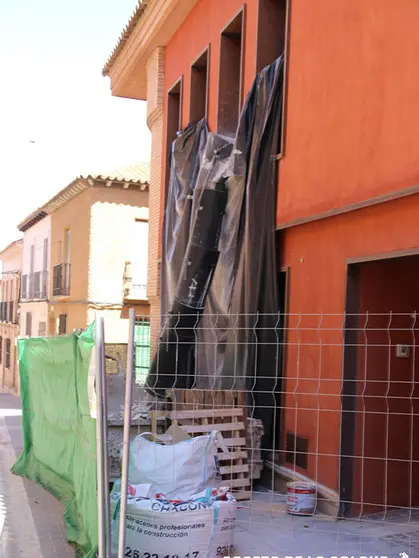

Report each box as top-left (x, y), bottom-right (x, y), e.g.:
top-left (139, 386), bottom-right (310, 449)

top-left (147, 56), bottom-right (284, 446)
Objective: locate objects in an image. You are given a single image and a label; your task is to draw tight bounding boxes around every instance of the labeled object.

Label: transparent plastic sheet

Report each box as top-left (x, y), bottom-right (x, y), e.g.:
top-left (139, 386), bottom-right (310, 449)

top-left (160, 119), bottom-right (209, 320)
top-left (12, 325), bottom-right (98, 558)
top-left (148, 57), bottom-right (284, 448)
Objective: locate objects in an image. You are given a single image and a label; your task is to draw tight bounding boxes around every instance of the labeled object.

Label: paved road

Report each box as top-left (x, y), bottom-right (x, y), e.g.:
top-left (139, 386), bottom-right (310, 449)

top-left (0, 392), bottom-right (75, 557)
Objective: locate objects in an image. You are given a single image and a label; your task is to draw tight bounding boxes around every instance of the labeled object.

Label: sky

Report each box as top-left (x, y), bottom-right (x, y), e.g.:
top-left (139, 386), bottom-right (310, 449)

top-left (0, 0), bottom-right (151, 251)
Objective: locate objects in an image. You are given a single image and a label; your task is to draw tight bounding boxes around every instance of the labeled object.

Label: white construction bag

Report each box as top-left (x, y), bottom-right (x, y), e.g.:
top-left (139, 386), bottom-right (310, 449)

top-left (110, 484), bottom-right (236, 558)
top-left (127, 431), bottom-right (228, 501)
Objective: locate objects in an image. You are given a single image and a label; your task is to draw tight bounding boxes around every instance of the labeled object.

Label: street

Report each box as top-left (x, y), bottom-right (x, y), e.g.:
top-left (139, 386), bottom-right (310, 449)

top-left (0, 393), bottom-right (74, 557)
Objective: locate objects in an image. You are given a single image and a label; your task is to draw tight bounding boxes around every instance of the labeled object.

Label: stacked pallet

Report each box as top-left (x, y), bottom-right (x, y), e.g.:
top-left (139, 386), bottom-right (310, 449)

top-left (168, 389), bottom-right (251, 501)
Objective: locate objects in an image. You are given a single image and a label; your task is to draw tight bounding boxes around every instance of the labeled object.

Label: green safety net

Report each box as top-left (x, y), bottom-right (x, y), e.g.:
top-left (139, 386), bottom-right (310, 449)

top-left (12, 324), bottom-right (98, 558)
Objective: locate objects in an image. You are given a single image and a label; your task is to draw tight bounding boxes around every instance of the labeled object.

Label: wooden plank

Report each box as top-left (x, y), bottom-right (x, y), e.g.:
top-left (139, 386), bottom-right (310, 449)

top-left (220, 464), bottom-right (249, 475)
top-left (179, 422), bottom-right (245, 434)
top-left (222, 437), bottom-right (246, 446)
top-left (218, 451), bottom-right (248, 461)
top-left (169, 408), bottom-right (243, 420)
top-left (225, 477), bottom-right (251, 488)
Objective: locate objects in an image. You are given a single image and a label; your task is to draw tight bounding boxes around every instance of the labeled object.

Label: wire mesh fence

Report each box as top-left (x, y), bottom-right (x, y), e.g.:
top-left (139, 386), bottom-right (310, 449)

top-left (123, 311), bottom-right (419, 557)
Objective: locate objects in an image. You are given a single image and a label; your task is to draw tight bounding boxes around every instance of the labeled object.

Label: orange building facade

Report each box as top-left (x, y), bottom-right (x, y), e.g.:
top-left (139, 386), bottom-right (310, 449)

top-left (104, 0), bottom-right (419, 515)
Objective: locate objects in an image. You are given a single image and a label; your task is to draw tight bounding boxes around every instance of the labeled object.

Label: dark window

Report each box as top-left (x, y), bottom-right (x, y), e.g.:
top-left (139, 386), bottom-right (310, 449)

top-left (256, 0), bottom-right (288, 71)
top-left (53, 264), bottom-right (70, 296)
top-left (8, 301), bottom-right (14, 324)
top-left (165, 78), bottom-right (182, 196)
top-left (32, 271), bottom-right (41, 298)
top-left (0, 336), bottom-right (2, 364)
top-left (286, 432), bottom-right (309, 470)
top-left (29, 245), bottom-right (35, 298)
top-left (58, 314), bottom-right (67, 335)
top-left (218, 9), bottom-right (245, 136)
top-left (21, 274), bottom-right (28, 299)
top-left (53, 264), bottom-right (62, 295)
top-left (5, 338), bottom-right (11, 369)
top-left (42, 238), bottom-right (48, 298)
top-left (256, 0), bottom-right (289, 157)
top-left (26, 312), bottom-right (32, 337)
top-left (190, 47), bottom-right (209, 123)
top-left (38, 321), bottom-right (47, 337)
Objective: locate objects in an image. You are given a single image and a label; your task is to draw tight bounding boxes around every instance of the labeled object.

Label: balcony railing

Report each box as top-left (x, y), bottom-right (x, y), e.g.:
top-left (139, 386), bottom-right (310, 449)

top-left (123, 261), bottom-right (147, 300)
top-left (21, 271), bottom-right (48, 300)
top-left (53, 263), bottom-right (71, 296)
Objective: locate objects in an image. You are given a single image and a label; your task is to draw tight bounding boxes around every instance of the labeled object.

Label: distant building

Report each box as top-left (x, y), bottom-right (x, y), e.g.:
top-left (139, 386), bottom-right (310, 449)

top-left (18, 214), bottom-right (51, 338)
top-left (0, 239), bottom-right (23, 393)
top-left (17, 163), bottom-right (150, 342)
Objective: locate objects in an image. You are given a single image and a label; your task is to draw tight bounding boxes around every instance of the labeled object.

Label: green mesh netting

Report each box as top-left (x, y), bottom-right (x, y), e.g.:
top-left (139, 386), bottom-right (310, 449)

top-left (12, 324), bottom-right (98, 558)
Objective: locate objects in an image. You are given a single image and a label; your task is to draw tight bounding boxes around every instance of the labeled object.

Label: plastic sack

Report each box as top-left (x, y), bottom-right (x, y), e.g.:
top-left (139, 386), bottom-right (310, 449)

top-left (126, 431), bottom-right (228, 501)
top-left (111, 483), bottom-right (236, 558)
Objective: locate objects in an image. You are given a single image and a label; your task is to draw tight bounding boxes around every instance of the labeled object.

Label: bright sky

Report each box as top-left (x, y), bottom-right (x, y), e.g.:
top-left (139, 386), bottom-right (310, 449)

top-left (0, 0), bottom-right (151, 251)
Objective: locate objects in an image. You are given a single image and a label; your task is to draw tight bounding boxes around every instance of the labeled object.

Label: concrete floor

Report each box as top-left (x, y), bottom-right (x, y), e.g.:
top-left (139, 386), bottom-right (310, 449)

top-left (0, 393), bottom-right (75, 558)
top-left (234, 491), bottom-right (419, 557)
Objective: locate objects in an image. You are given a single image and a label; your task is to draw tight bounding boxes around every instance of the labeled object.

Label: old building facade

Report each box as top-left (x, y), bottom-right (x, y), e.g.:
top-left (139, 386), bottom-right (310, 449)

top-left (18, 164), bottom-right (150, 342)
top-left (0, 239), bottom-right (23, 393)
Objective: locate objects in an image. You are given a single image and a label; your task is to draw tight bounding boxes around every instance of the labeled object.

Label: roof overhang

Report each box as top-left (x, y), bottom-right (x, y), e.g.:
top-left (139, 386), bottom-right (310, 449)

top-left (0, 238), bottom-right (23, 258)
top-left (18, 175), bottom-right (149, 232)
top-left (104, 0), bottom-right (198, 100)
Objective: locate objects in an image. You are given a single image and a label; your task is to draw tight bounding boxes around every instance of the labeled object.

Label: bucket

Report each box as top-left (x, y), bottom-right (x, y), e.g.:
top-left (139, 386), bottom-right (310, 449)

top-left (286, 482), bottom-right (316, 515)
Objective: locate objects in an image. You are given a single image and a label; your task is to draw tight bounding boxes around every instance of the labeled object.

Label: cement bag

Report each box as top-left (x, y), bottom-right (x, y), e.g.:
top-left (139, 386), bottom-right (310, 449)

top-left (111, 484), bottom-right (236, 558)
top-left (127, 431), bottom-right (228, 500)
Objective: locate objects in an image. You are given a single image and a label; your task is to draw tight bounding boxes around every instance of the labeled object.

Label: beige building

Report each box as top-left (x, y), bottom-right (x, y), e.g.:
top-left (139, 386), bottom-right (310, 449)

top-left (0, 239), bottom-right (23, 393)
top-left (18, 163), bottom-right (150, 342)
top-left (18, 213), bottom-right (51, 338)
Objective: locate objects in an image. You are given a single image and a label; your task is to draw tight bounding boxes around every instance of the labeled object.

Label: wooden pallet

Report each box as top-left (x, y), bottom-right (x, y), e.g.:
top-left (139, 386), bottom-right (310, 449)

top-left (167, 389), bottom-right (251, 501)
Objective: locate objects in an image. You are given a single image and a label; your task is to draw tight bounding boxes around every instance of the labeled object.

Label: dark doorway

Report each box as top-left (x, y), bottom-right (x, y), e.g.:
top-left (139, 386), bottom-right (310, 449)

top-left (340, 254), bottom-right (419, 518)
top-left (273, 268), bottom-right (289, 463)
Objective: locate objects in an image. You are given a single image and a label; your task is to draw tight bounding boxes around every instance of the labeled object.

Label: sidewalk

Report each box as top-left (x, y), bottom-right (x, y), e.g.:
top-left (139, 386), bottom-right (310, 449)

top-left (0, 393), bottom-right (75, 557)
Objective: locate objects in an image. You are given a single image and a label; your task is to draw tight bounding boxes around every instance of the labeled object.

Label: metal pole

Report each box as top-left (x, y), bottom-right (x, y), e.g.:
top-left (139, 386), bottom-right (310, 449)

top-left (99, 315), bottom-right (112, 557)
top-left (95, 313), bottom-right (106, 557)
top-left (117, 308), bottom-right (136, 558)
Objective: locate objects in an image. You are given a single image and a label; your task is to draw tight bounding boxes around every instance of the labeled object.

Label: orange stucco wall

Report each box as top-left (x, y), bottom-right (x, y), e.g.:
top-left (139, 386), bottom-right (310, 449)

top-left (278, 0), bottom-right (419, 225)
top-left (281, 194), bottom-right (419, 491)
top-left (162, 0), bottom-right (419, 229)
top-left (159, 0), bottom-right (419, 497)
top-left (163, 0), bottom-right (257, 132)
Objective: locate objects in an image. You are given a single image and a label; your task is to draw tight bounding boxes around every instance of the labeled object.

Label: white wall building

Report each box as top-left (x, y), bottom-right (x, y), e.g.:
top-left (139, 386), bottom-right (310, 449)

top-left (18, 214), bottom-right (51, 338)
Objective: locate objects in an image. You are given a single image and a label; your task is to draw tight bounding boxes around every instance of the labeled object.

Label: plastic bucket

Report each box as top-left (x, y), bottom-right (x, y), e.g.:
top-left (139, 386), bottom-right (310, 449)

top-left (286, 482), bottom-right (316, 515)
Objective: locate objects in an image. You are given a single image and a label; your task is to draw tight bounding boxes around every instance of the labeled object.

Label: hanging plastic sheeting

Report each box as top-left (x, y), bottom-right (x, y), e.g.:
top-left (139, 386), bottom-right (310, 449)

top-left (148, 124), bottom-right (233, 395)
top-left (224, 56), bottom-right (284, 448)
top-left (160, 119), bottom-right (209, 320)
top-left (148, 56), bottom-right (284, 447)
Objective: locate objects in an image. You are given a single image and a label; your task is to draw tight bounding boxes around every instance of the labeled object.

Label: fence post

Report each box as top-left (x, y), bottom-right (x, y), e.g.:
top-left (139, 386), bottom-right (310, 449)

top-left (117, 308), bottom-right (136, 558)
top-left (95, 314), bottom-right (112, 557)
top-left (95, 314), bottom-right (106, 557)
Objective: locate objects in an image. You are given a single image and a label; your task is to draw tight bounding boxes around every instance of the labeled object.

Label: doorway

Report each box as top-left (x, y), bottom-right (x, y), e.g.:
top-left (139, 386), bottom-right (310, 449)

top-left (340, 254), bottom-right (419, 517)
top-left (273, 268), bottom-right (289, 463)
